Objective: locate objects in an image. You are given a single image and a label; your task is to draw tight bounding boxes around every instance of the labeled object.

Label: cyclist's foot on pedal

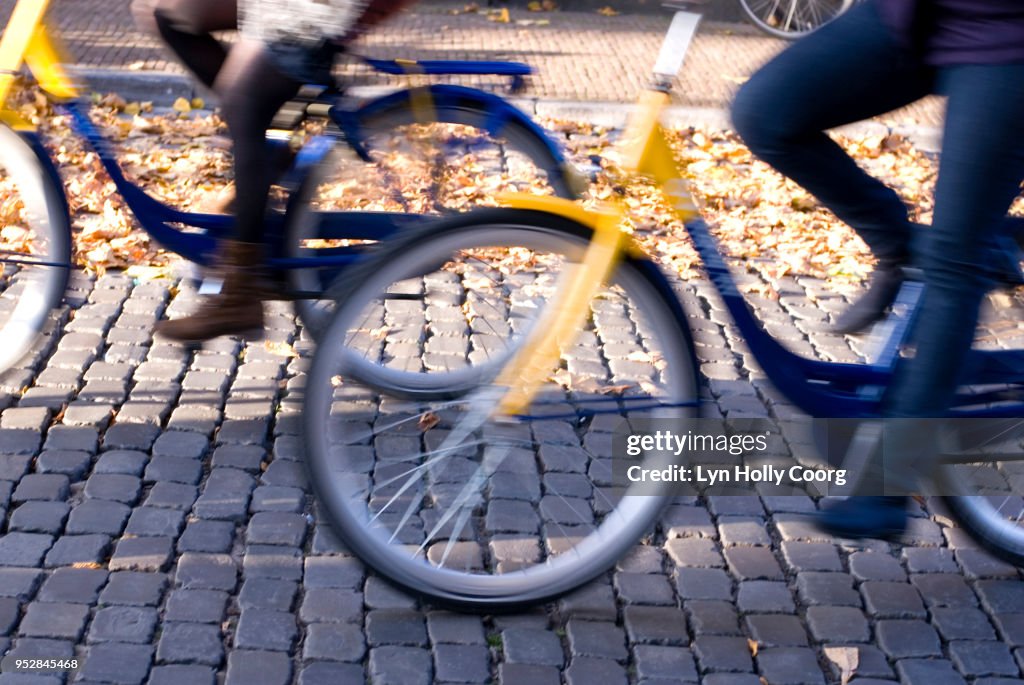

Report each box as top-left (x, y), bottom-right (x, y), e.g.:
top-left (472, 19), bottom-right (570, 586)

top-left (831, 264), bottom-right (905, 334)
top-left (814, 496), bottom-right (908, 541)
top-left (154, 240), bottom-right (268, 343)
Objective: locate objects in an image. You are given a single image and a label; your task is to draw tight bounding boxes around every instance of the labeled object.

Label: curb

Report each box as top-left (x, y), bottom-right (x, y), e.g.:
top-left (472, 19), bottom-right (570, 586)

top-left (69, 67), bottom-right (943, 154)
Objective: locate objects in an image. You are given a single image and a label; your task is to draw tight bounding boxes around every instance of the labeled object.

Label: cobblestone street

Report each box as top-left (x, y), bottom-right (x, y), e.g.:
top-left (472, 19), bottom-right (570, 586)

top-left (0, 1), bottom-right (1019, 685)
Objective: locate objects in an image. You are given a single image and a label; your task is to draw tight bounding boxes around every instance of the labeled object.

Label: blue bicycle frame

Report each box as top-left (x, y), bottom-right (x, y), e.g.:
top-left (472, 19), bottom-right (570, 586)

top-left (27, 57), bottom-right (568, 277)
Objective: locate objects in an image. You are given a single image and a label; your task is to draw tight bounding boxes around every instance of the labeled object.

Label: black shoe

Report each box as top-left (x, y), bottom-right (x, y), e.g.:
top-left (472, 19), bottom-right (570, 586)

top-left (814, 496), bottom-right (908, 542)
top-left (831, 264), bottom-right (905, 334)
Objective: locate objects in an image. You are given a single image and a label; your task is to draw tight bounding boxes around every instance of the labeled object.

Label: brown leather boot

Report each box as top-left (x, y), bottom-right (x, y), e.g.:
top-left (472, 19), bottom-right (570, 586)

top-left (155, 241), bottom-right (268, 343)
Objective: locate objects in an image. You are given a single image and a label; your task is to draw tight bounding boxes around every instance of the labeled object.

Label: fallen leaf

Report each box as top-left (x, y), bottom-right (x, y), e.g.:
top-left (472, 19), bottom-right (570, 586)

top-left (597, 5), bottom-right (619, 16)
top-left (824, 646), bottom-right (859, 685)
top-left (747, 638), bottom-right (759, 657)
top-left (172, 97), bottom-right (192, 114)
top-left (418, 412), bottom-right (440, 432)
top-left (488, 7), bottom-right (511, 22)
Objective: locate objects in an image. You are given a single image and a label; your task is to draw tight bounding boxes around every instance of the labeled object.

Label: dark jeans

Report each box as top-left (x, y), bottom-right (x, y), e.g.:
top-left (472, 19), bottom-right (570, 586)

top-left (731, 1), bottom-right (1024, 491)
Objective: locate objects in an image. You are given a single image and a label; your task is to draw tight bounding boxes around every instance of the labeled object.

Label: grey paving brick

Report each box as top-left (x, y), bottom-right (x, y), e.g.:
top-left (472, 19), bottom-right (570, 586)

top-left (995, 614), bottom-right (1024, 647)
top-left (302, 622), bottom-right (366, 662)
top-left (932, 607), bottom-right (997, 641)
top-left (565, 620), bottom-right (627, 661)
top-left (37, 568), bottom-right (107, 604)
top-left (744, 614), bottom-right (809, 647)
top-left (955, 548), bottom-right (1019, 579)
top-left (303, 556), bottom-right (363, 589)
top-left (497, 663), bottom-right (561, 685)
top-left (246, 512), bottom-right (307, 547)
top-left (177, 520), bottom-right (234, 554)
top-left (0, 431), bottom-right (42, 457)
top-left (151, 431), bottom-right (209, 460)
top-left (622, 605), bottom-right (688, 645)
top-left (736, 581), bottom-right (794, 614)
top-left (861, 580), bottom-right (926, 619)
top-left (9, 502), bottom-right (70, 534)
top-left (433, 644), bottom-right (490, 683)
top-left (948, 640), bottom-right (1019, 677)
top-left (632, 645), bottom-right (698, 682)
top-left (564, 657), bottom-right (627, 685)
top-left (164, 589), bottom-right (228, 624)
top-left (239, 579), bottom-right (298, 613)
top-left (502, 628), bottom-right (564, 666)
top-left (297, 662), bottom-right (364, 685)
top-left (804, 606), bottom-right (870, 643)
top-left (234, 609), bottom-right (297, 652)
top-left (772, 514), bottom-right (830, 542)
top-left (42, 426), bottom-right (98, 455)
top-left (96, 572), bottom-right (166, 610)
top-left (0, 455), bottom-right (31, 482)
top-left (124, 507), bottom-right (186, 538)
top-left (794, 572), bottom-right (861, 607)
top-left (876, 619), bottom-right (942, 659)
top-left (902, 547), bottom-right (958, 574)
top-left (780, 541), bottom-right (842, 572)
top-left (225, 649), bottom-right (292, 685)
top-left (155, 621), bottom-right (224, 666)
top-left (756, 647), bottom-right (825, 685)
top-left (0, 534), bottom-right (52, 567)
top-left (367, 646), bottom-right (432, 685)
top-left (913, 574), bottom-right (979, 608)
top-left (243, 544), bottom-right (302, 581)
top-left (664, 538), bottom-right (724, 568)
top-left (83, 473), bottom-right (141, 504)
top-left (366, 609), bottom-right (427, 647)
top-left (192, 468), bottom-right (254, 521)
top-left (426, 612), bottom-right (485, 646)
top-left (18, 602), bottom-right (88, 640)
top-left (101, 422), bottom-right (159, 451)
top-left (143, 482), bottom-right (198, 510)
top-left (364, 576), bottom-right (417, 610)
top-left (35, 450), bottom-right (91, 480)
top-left (614, 572), bottom-right (675, 605)
top-left (175, 553), bottom-right (237, 592)
top-left (675, 567), bottom-right (733, 601)
top-left (0, 569), bottom-right (44, 600)
top-left (692, 636), bottom-right (755, 673)
top-left (108, 536), bottom-right (173, 572)
top-left (78, 642), bottom-right (153, 685)
top-left (93, 450), bottom-right (148, 476)
top-left (896, 658), bottom-right (969, 685)
top-left (140, 458), bottom-right (201, 488)
top-left (211, 444), bottom-right (265, 472)
top-left (723, 546), bottom-right (783, 581)
top-left (660, 505), bottom-right (715, 539)
top-left (43, 533), bottom-right (109, 568)
top-left (684, 599), bottom-right (741, 636)
top-left (147, 665), bottom-right (216, 685)
top-left (61, 402), bottom-right (114, 430)
top-left (87, 606), bottom-right (157, 644)
top-left (849, 551), bottom-right (907, 581)
top-left (0, 598), bottom-right (19, 636)
top-left (65, 499), bottom-right (129, 536)
top-left (0, 408), bottom-right (50, 432)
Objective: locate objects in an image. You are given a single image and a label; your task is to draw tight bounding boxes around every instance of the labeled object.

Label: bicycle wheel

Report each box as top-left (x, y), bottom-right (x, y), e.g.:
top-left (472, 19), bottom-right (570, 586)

top-left (0, 125), bottom-right (71, 374)
top-left (285, 89), bottom-right (581, 341)
top-left (303, 209), bottom-right (701, 609)
top-left (737, 0), bottom-right (855, 39)
top-left (936, 419), bottom-right (1024, 565)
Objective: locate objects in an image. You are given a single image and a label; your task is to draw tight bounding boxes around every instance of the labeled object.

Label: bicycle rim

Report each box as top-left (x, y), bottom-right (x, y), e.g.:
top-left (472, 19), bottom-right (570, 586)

top-left (303, 211), bottom-right (700, 608)
top-left (287, 100), bottom-right (576, 341)
top-left (0, 125), bottom-right (70, 374)
top-left (738, 0), bottom-right (853, 39)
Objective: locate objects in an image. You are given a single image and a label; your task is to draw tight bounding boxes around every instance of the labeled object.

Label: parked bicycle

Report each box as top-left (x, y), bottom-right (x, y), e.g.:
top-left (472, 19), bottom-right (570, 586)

top-left (302, 2), bottom-right (1024, 609)
top-left (0, 0), bottom-right (580, 376)
top-left (739, 0), bottom-right (858, 39)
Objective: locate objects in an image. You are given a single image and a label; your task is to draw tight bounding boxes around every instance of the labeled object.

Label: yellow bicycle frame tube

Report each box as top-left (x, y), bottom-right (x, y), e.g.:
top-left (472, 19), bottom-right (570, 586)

top-left (494, 89), bottom-right (699, 415)
top-left (0, 0), bottom-right (78, 123)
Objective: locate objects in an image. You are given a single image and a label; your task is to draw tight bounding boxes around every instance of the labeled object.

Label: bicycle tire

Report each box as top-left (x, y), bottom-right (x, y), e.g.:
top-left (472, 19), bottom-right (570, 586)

top-left (0, 124), bottom-right (71, 374)
top-left (941, 464), bottom-right (1024, 567)
top-left (737, 0), bottom-right (855, 40)
top-left (285, 90), bottom-right (580, 342)
top-left (303, 208), bottom-right (701, 609)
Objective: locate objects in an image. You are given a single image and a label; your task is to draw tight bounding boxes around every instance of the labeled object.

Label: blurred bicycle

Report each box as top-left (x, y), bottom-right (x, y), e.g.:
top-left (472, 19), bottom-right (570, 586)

top-left (738, 0), bottom-right (858, 39)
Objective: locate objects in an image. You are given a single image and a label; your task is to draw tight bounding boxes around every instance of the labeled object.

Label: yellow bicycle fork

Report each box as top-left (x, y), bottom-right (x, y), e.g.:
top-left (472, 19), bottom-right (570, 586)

top-left (494, 89), bottom-right (699, 415)
top-left (0, 0), bottom-right (78, 127)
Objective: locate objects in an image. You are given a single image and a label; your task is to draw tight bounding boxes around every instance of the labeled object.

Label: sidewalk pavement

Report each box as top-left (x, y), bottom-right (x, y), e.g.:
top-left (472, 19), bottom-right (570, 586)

top-left (4, 0), bottom-right (944, 131)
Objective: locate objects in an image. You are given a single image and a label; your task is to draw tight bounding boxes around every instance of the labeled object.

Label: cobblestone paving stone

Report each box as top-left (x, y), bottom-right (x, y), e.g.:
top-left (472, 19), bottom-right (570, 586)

top-left (0, 250), bottom-right (1021, 685)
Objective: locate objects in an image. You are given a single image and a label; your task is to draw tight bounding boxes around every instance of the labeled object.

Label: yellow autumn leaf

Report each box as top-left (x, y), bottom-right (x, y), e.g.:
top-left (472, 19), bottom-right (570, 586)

top-left (124, 102), bottom-right (141, 116)
top-left (488, 7), bottom-right (511, 22)
top-left (191, 97), bottom-right (206, 110)
top-left (597, 5), bottom-right (619, 16)
top-left (172, 97), bottom-right (192, 114)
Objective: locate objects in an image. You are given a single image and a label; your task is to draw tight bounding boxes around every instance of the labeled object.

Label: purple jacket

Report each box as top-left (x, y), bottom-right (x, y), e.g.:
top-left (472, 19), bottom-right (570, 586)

top-left (874, 0), bottom-right (1024, 65)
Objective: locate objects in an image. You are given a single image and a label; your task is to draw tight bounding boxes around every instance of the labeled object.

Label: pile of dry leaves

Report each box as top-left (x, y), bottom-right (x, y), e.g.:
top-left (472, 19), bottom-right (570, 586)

top-left (0, 82), bottom-right (962, 295)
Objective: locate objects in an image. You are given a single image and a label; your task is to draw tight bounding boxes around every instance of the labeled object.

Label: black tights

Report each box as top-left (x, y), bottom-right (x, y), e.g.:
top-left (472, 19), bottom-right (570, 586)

top-left (135, 0), bottom-right (302, 243)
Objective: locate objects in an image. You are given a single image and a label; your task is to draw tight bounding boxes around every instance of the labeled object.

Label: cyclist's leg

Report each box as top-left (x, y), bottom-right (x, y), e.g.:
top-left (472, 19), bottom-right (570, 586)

top-left (133, 0), bottom-right (238, 90)
top-left (731, 0), bottom-right (932, 267)
top-left (877, 62), bottom-right (1024, 492)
